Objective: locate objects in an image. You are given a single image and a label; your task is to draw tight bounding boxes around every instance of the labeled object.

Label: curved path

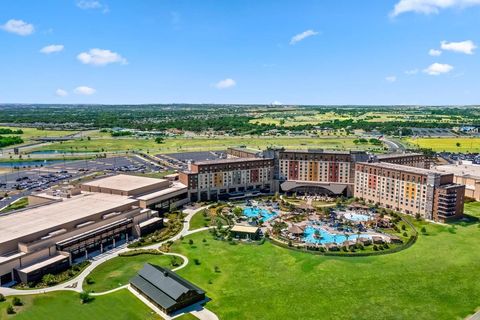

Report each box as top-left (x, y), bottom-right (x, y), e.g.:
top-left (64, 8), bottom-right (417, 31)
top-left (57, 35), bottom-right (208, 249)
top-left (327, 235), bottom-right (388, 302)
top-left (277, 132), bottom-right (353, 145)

top-left (0, 205), bottom-right (219, 319)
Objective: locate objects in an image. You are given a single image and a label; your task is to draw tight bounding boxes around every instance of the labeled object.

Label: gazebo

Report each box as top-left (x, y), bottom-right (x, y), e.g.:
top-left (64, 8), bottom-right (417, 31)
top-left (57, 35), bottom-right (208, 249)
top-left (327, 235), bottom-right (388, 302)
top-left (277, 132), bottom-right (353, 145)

top-left (288, 225), bottom-right (304, 235)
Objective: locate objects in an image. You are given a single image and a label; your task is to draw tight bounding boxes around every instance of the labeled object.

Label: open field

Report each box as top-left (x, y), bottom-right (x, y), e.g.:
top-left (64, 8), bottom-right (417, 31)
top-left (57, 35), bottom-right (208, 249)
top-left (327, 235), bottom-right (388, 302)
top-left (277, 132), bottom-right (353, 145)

top-left (250, 110), bottom-right (469, 127)
top-left (405, 137), bottom-right (480, 152)
top-left (170, 214), bottom-right (480, 320)
top-left (0, 127), bottom-right (77, 142)
top-left (29, 136), bottom-right (382, 154)
top-left (83, 253), bottom-right (174, 293)
top-left (0, 289), bottom-right (161, 320)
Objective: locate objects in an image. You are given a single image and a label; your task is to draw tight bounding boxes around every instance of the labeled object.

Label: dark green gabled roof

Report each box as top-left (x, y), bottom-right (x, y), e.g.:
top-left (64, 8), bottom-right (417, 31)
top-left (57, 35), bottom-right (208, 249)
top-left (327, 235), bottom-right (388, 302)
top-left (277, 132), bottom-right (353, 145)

top-left (130, 263), bottom-right (205, 309)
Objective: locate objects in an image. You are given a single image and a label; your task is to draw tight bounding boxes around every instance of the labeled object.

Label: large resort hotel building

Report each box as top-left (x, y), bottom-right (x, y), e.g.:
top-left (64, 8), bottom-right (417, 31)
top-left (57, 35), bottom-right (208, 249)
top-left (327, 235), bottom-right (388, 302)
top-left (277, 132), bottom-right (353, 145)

top-left (179, 157), bottom-right (274, 201)
top-left (0, 174), bottom-right (188, 286)
top-left (354, 162), bottom-right (465, 222)
top-left (275, 149), bottom-right (369, 196)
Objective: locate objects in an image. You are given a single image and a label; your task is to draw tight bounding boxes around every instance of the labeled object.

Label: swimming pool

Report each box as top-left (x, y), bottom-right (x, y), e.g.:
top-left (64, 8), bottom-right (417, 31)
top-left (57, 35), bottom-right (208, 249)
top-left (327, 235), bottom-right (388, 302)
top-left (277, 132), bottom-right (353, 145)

top-left (303, 225), bottom-right (371, 245)
top-left (243, 207), bottom-right (278, 221)
top-left (343, 212), bottom-right (373, 222)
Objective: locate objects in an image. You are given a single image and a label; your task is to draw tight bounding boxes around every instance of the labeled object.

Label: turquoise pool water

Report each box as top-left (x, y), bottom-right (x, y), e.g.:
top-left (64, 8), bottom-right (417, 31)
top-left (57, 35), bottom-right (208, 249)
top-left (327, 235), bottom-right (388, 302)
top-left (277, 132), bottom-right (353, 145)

top-left (343, 212), bottom-right (372, 222)
top-left (303, 225), bottom-right (371, 245)
top-left (243, 207), bottom-right (278, 221)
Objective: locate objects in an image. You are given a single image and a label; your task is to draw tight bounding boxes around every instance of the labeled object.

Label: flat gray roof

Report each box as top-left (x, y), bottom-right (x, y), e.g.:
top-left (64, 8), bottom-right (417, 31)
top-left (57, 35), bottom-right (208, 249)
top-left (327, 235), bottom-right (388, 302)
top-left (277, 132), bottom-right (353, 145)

top-left (434, 163), bottom-right (480, 180)
top-left (377, 152), bottom-right (423, 159)
top-left (193, 157), bottom-right (272, 165)
top-left (0, 193), bottom-right (137, 244)
top-left (136, 182), bottom-right (187, 201)
top-left (358, 162), bottom-right (450, 176)
top-left (82, 174), bottom-right (167, 192)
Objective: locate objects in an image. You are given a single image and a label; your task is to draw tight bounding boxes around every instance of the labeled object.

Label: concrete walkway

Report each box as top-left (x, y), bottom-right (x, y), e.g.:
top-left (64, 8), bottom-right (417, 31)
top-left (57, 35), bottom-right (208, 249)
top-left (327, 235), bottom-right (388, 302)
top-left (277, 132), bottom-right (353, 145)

top-left (0, 205), bottom-right (220, 319)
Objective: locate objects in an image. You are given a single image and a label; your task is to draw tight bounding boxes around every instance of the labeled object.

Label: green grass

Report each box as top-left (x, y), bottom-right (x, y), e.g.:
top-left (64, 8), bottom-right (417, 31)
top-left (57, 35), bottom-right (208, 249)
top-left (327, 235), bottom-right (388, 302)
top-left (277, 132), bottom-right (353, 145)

top-left (464, 201), bottom-right (480, 218)
top-left (83, 253), bottom-right (174, 293)
top-left (2, 289), bottom-right (161, 320)
top-left (0, 127), bottom-right (77, 144)
top-left (0, 198), bottom-right (28, 213)
top-left (405, 137), bottom-right (480, 152)
top-left (189, 210), bottom-right (211, 230)
top-left (30, 136), bottom-right (378, 154)
top-left (133, 170), bottom-right (176, 179)
top-left (170, 219), bottom-right (480, 320)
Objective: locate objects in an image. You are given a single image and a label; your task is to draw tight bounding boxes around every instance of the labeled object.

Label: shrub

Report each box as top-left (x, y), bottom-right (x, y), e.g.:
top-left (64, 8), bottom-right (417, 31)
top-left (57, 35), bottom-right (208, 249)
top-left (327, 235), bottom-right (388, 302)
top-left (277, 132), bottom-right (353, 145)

top-left (403, 232), bottom-right (408, 237)
top-left (170, 256), bottom-right (181, 267)
top-left (119, 249), bottom-right (161, 257)
top-left (401, 225), bottom-right (406, 231)
top-left (373, 245), bottom-right (378, 251)
top-left (42, 273), bottom-right (57, 286)
top-left (193, 258), bottom-right (201, 265)
top-left (79, 291), bottom-right (94, 304)
top-left (421, 226), bottom-right (427, 233)
top-left (202, 238), bottom-right (207, 243)
top-left (188, 239), bottom-right (194, 245)
top-left (86, 277), bottom-right (95, 285)
top-left (6, 304), bottom-right (15, 314)
top-left (214, 266), bottom-right (221, 273)
top-left (12, 297), bottom-right (22, 306)
top-left (0, 293), bottom-right (5, 302)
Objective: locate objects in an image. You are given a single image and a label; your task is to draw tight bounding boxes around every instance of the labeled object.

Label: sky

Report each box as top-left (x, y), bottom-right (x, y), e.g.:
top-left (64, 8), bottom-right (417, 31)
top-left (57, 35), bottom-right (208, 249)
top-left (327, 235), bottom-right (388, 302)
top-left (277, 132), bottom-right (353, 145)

top-left (1, 0), bottom-right (480, 105)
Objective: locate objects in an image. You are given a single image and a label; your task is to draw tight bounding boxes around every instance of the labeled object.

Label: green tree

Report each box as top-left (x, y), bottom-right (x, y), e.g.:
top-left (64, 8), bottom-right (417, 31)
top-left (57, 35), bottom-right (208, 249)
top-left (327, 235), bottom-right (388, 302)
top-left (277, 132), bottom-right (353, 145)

top-left (12, 297), bottom-right (22, 306)
top-left (79, 291), bottom-right (93, 304)
top-left (6, 304), bottom-right (15, 314)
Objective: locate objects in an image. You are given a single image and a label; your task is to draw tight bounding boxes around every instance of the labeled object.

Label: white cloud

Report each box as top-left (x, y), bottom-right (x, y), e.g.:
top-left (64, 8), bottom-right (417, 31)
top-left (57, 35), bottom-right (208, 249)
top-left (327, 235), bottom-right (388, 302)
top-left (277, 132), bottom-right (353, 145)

top-left (391, 0), bottom-right (480, 17)
top-left (423, 62), bottom-right (454, 75)
top-left (1, 19), bottom-right (34, 36)
top-left (76, 0), bottom-right (102, 9)
top-left (40, 44), bottom-right (64, 54)
top-left (290, 29), bottom-right (319, 45)
top-left (77, 48), bottom-right (127, 66)
top-left (429, 49), bottom-right (442, 56)
top-left (76, 0), bottom-right (109, 13)
top-left (55, 89), bottom-right (68, 97)
top-left (271, 101), bottom-right (283, 105)
top-left (74, 86), bottom-right (96, 95)
top-left (404, 69), bottom-right (419, 75)
top-left (214, 78), bottom-right (236, 89)
top-left (441, 40), bottom-right (477, 54)
top-left (385, 76), bottom-right (397, 82)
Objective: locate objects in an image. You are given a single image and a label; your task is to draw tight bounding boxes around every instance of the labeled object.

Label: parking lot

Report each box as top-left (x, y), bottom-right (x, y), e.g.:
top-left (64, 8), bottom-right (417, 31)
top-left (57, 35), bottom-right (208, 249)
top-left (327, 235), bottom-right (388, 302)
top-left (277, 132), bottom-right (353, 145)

top-left (0, 156), bottom-right (168, 208)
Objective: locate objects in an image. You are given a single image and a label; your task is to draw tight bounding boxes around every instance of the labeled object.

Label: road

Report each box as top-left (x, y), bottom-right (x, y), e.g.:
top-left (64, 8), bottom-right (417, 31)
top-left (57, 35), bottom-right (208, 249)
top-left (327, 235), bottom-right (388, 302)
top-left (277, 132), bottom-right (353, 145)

top-left (0, 204), bottom-right (219, 320)
top-left (382, 137), bottom-right (406, 153)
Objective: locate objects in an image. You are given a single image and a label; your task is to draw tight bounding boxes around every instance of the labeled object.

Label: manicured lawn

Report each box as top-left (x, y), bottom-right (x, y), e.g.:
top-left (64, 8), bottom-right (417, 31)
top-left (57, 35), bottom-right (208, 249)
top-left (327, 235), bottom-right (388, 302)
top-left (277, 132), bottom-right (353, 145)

top-left (170, 219), bottom-right (480, 320)
top-left (189, 209), bottom-right (211, 230)
top-left (464, 201), bottom-right (480, 218)
top-left (83, 253), bottom-right (175, 293)
top-left (404, 137), bottom-right (480, 152)
top-left (4, 289), bottom-right (161, 320)
top-left (30, 136), bottom-right (379, 154)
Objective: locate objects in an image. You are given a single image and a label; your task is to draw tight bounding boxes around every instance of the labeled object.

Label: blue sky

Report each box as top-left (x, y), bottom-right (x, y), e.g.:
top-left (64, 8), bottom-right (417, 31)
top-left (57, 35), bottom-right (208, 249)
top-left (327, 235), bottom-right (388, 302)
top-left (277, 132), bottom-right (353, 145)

top-left (1, 0), bottom-right (479, 105)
